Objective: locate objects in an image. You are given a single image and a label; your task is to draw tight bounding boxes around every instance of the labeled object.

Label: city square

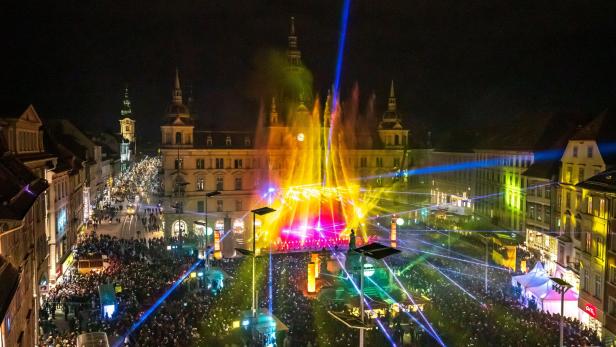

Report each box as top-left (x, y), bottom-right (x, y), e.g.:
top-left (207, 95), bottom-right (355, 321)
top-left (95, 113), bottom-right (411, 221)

top-left (2, 1), bottom-right (616, 347)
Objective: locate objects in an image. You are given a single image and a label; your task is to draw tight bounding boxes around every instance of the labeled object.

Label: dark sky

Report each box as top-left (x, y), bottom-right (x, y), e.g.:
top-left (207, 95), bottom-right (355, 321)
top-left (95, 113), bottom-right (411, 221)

top-left (2, 1), bottom-right (616, 144)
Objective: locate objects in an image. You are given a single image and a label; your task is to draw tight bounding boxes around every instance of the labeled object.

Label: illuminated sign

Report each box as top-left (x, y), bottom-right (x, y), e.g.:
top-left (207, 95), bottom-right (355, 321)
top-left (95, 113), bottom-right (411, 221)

top-left (583, 303), bottom-right (597, 318)
top-left (56, 208), bottom-right (67, 238)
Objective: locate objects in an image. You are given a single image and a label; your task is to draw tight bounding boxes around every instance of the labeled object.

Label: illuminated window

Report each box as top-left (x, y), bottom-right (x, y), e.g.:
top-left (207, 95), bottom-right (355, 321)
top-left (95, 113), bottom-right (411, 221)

top-left (234, 159), bottom-right (243, 169)
top-left (587, 196), bottom-right (593, 214)
top-left (196, 177), bottom-right (204, 191)
top-left (174, 158), bottom-right (183, 169)
top-left (215, 158), bottom-right (224, 169)
top-left (600, 198), bottom-right (606, 217)
top-left (225, 136), bottom-right (232, 146)
top-left (207, 136), bottom-right (213, 146)
top-left (244, 136), bottom-right (251, 146)
top-left (565, 166), bottom-right (573, 183)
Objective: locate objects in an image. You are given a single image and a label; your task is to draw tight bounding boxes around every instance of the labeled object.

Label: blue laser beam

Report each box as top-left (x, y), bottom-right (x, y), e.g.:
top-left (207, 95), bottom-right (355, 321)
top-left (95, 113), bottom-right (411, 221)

top-left (113, 259), bottom-right (203, 347)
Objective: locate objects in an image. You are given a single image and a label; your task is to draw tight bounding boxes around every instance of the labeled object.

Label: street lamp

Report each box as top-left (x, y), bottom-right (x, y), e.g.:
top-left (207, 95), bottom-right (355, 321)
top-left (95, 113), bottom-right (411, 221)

top-left (550, 277), bottom-right (572, 347)
top-left (194, 190), bottom-right (221, 269)
top-left (353, 242), bottom-right (401, 347)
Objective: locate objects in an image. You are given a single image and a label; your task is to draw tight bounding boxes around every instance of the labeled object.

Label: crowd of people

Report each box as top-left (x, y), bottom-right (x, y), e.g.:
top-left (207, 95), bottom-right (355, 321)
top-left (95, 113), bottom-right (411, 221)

top-left (38, 226), bottom-right (603, 347)
top-left (388, 235), bottom-right (602, 347)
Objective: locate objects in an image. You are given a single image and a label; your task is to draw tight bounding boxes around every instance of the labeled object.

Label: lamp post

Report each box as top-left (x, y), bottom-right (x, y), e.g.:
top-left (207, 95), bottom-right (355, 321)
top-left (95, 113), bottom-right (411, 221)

top-left (200, 190), bottom-right (220, 269)
top-left (354, 242), bottom-right (401, 347)
top-left (249, 207), bottom-right (275, 317)
top-left (550, 277), bottom-right (572, 347)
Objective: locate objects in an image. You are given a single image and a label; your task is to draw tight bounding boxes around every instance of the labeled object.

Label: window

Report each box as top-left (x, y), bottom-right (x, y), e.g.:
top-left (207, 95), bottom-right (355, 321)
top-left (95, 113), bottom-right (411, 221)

top-left (236, 200), bottom-right (243, 211)
top-left (215, 158), bottom-right (224, 169)
top-left (174, 158), bottom-right (183, 169)
top-left (196, 159), bottom-right (205, 169)
top-left (376, 176), bottom-right (383, 186)
top-left (234, 159), bottom-right (243, 169)
top-left (207, 136), bottom-right (213, 146)
top-left (175, 132), bottom-right (182, 144)
top-left (216, 200), bottom-right (223, 212)
top-left (595, 236), bottom-right (605, 259)
top-left (587, 196), bottom-right (593, 214)
top-left (565, 191), bottom-right (571, 209)
top-left (234, 177), bottom-right (242, 190)
top-left (393, 158), bottom-right (401, 168)
top-left (360, 157), bottom-right (367, 168)
top-left (225, 136), bottom-right (232, 146)
top-left (578, 167), bottom-right (585, 182)
top-left (197, 201), bottom-right (204, 213)
top-left (394, 135), bottom-right (400, 146)
top-left (196, 177), bottom-right (204, 191)
top-left (581, 268), bottom-right (589, 291)
top-left (216, 176), bottom-right (224, 191)
top-left (600, 198), bottom-right (606, 217)
top-left (585, 232), bottom-right (592, 253)
top-left (610, 265), bottom-right (616, 284)
top-left (572, 146), bottom-right (578, 158)
top-left (574, 218), bottom-right (582, 240)
top-left (566, 166), bottom-right (573, 183)
top-left (609, 297), bottom-right (616, 317)
top-left (376, 157), bottom-right (383, 168)
top-left (165, 132), bottom-right (172, 144)
top-left (588, 146), bottom-right (594, 158)
top-left (244, 136), bottom-right (251, 146)
top-left (594, 273), bottom-right (602, 298)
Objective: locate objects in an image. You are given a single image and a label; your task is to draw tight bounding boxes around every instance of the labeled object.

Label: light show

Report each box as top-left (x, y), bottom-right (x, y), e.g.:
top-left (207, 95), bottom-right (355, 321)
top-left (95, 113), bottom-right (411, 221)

top-left (253, 93), bottom-right (384, 251)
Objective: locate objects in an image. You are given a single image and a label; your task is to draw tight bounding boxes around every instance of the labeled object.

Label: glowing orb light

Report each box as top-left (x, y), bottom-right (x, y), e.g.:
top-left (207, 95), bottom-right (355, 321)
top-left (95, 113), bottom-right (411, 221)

top-left (296, 133), bottom-right (305, 142)
top-left (396, 218), bottom-right (404, 226)
top-left (363, 263), bottom-right (375, 277)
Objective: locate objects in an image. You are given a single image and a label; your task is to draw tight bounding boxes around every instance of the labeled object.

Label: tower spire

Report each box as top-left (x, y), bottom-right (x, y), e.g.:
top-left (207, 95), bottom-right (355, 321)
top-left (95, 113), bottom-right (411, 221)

top-left (323, 89), bottom-right (332, 127)
top-left (270, 96), bottom-right (279, 125)
top-left (388, 80), bottom-right (396, 112)
top-left (173, 68), bottom-right (183, 104)
top-left (121, 85), bottom-right (132, 117)
top-left (287, 16), bottom-right (301, 66)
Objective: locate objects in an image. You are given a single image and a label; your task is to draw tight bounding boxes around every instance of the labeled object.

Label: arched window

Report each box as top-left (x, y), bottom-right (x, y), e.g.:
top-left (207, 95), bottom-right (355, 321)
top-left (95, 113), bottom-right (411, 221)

top-left (175, 132), bottom-right (182, 144)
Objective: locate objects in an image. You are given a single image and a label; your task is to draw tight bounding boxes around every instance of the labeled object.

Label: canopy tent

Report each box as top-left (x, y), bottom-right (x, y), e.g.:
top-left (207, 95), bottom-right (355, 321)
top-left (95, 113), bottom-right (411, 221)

top-left (512, 262), bottom-right (548, 288)
top-left (512, 262), bottom-right (578, 318)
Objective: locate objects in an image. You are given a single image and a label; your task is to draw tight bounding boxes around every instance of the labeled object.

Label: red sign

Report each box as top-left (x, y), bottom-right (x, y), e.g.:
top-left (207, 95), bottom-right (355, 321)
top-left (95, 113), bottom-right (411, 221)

top-left (583, 303), bottom-right (597, 318)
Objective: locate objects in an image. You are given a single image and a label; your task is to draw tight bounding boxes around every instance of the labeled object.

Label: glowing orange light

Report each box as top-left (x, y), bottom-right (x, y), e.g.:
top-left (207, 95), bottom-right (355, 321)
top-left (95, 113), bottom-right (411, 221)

top-left (307, 261), bottom-right (316, 293)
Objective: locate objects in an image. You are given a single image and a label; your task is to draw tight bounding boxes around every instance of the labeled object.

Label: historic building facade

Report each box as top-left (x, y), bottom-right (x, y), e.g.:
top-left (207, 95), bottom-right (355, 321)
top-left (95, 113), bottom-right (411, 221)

top-left (159, 19), bottom-right (410, 256)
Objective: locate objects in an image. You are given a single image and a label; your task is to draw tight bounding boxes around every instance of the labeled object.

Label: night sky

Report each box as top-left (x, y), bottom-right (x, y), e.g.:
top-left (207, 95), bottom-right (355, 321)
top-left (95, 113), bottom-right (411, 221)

top-left (3, 1), bottom-right (616, 144)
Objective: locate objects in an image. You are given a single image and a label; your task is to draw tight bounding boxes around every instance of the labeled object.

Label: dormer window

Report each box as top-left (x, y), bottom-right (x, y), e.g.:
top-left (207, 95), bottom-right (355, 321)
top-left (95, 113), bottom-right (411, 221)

top-left (206, 136), bottom-right (213, 146)
top-left (244, 136), bottom-right (251, 146)
top-left (225, 136), bottom-right (232, 146)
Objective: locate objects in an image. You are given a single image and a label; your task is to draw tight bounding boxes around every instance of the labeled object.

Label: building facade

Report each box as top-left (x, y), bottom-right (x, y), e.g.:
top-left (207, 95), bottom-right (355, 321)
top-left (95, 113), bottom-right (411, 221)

top-left (159, 19), bottom-right (410, 255)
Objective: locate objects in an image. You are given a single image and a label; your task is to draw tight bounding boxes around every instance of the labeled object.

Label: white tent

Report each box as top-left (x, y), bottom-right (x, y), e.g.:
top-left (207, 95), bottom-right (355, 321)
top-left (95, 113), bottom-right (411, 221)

top-left (512, 262), bottom-right (578, 318)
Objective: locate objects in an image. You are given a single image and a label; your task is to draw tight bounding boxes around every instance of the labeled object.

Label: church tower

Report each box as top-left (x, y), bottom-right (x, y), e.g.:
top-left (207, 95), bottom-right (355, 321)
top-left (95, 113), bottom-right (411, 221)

top-left (119, 87), bottom-right (136, 143)
top-left (377, 80), bottom-right (409, 149)
top-left (287, 16), bottom-right (301, 66)
top-left (119, 86), bottom-right (136, 168)
top-left (160, 68), bottom-right (194, 148)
